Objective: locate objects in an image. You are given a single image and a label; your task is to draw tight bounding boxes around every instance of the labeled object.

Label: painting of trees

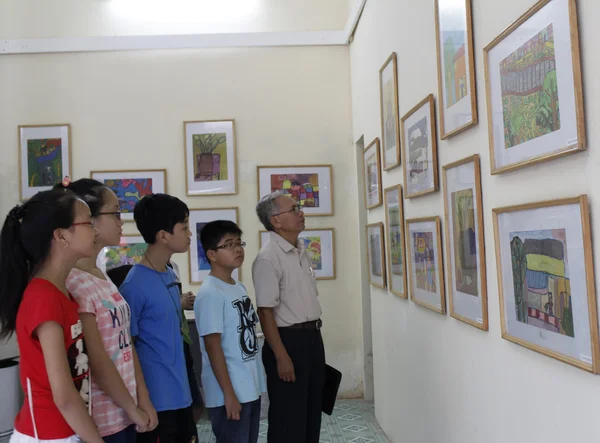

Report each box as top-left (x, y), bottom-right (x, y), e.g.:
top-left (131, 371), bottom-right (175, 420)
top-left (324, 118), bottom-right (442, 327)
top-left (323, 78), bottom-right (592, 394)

top-left (511, 236), bottom-right (527, 323)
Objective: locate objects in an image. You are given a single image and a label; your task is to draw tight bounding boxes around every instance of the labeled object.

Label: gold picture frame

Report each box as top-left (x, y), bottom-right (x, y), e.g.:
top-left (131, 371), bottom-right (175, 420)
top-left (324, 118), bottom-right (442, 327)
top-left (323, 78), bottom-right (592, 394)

top-left (379, 52), bottom-right (401, 170)
top-left (366, 222), bottom-right (386, 289)
top-left (363, 138), bottom-right (383, 209)
top-left (383, 185), bottom-right (408, 298)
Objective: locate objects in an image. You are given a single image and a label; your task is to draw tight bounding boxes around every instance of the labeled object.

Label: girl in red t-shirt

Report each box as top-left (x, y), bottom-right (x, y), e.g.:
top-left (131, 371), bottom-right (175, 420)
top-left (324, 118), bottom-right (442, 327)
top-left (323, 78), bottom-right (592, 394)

top-left (0, 186), bottom-right (105, 443)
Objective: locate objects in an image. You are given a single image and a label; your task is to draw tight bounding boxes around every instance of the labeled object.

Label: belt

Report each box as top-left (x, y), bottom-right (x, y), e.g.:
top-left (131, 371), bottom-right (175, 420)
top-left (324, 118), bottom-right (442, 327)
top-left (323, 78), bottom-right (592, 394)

top-left (283, 319), bottom-right (323, 330)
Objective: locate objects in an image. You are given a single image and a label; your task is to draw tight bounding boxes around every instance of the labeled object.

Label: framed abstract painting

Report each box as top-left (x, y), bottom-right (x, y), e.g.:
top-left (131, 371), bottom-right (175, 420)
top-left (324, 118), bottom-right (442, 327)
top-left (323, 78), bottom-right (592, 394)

top-left (97, 235), bottom-right (147, 274)
top-left (184, 120), bottom-right (237, 195)
top-left (442, 155), bottom-right (488, 330)
top-left (379, 52), bottom-right (401, 170)
top-left (366, 222), bottom-right (386, 289)
top-left (493, 195), bottom-right (599, 373)
top-left (91, 169), bottom-right (167, 222)
top-left (483, 0), bottom-right (585, 174)
top-left (434, 0), bottom-right (478, 139)
top-left (384, 185), bottom-right (407, 298)
top-left (188, 207), bottom-right (239, 284)
top-left (406, 217), bottom-right (445, 314)
top-left (363, 138), bottom-right (383, 210)
top-left (18, 124), bottom-right (71, 200)
top-left (257, 165), bottom-right (333, 216)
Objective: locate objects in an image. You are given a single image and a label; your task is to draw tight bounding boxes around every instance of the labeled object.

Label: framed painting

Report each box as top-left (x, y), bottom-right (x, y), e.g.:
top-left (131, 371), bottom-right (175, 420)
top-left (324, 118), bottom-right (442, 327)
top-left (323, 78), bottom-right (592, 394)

top-left (406, 217), bottom-right (445, 314)
top-left (492, 195), bottom-right (599, 373)
top-left (384, 185), bottom-right (407, 298)
top-left (18, 124), bottom-right (71, 200)
top-left (366, 222), bottom-right (386, 289)
top-left (188, 207), bottom-right (239, 284)
top-left (434, 0), bottom-right (478, 139)
top-left (442, 155), bottom-right (488, 330)
top-left (259, 228), bottom-right (336, 280)
top-left (257, 165), bottom-right (333, 216)
top-left (401, 95), bottom-right (439, 199)
top-left (90, 169), bottom-right (167, 222)
top-left (184, 120), bottom-right (237, 195)
top-left (483, 0), bottom-right (585, 174)
top-left (363, 138), bottom-right (383, 209)
top-left (379, 52), bottom-right (401, 170)
top-left (97, 235), bottom-right (147, 274)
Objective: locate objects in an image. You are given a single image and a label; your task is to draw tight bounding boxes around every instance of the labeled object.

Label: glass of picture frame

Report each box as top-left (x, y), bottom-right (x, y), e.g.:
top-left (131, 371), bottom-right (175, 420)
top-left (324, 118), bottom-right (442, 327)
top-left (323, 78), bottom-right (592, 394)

top-left (379, 52), bottom-right (401, 170)
top-left (366, 222), bottom-right (386, 289)
top-left (363, 138), bottom-right (383, 209)
top-left (384, 185), bottom-right (407, 298)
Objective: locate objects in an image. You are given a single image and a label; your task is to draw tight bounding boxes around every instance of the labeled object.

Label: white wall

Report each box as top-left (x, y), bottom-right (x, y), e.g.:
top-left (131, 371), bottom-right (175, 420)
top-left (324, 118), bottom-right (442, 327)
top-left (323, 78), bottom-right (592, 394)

top-left (350, 0), bottom-right (600, 441)
top-left (0, 45), bottom-right (364, 395)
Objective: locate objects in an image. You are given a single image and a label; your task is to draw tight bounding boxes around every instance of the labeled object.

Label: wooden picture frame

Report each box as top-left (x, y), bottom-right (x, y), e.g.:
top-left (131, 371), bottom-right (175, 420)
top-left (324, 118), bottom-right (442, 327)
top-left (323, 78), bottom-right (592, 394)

top-left (363, 138), bottom-right (383, 209)
top-left (366, 222), bottom-right (386, 289)
top-left (442, 155), bottom-right (488, 330)
top-left (259, 228), bottom-right (336, 280)
top-left (257, 165), bottom-right (333, 216)
top-left (483, 0), bottom-right (585, 174)
top-left (379, 52), bottom-right (401, 170)
top-left (18, 124), bottom-right (72, 201)
top-left (184, 119), bottom-right (237, 195)
top-left (97, 235), bottom-right (147, 274)
top-left (401, 95), bottom-right (439, 199)
top-left (406, 216), bottom-right (446, 314)
top-left (492, 195), bottom-right (599, 373)
top-left (434, 0), bottom-right (478, 139)
top-left (188, 207), bottom-right (240, 284)
top-left (90, 169), bottom-right (167, 222)
top-left (384, 185), bottom-right (408, 298)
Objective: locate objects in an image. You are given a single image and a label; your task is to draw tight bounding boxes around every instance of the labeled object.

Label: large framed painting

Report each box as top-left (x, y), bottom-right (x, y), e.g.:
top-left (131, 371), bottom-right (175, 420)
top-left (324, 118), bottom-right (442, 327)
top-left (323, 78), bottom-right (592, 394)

top-left (379, 52), bottom-right (401, 170)
top-left (18, 124), bottom-right (71, 200)
top-left (97, 235), bottom-right (147, 274)
top-left (257, 165), bottom-right (333, 216)
top-left (363, 138), bottom-right (383, 209)
top-left (406, 217), bottom-right (445, 314)
top-left (366, 223), bottom-right (386, 289)
top-left (401, 95), bottom-right (439, 199)
top-left (259, 228), bottom-right (336, 280)
top-left (184, 120), bottom-right (237, 195)
top-left (483, 0), bottom-right (585, 174)
top-left (493, 195), bottom-right (599, 373)
top-left (188, 207), bottom-right (239, 284)
top-left (90, 169), bottom-right (167, 222)
top-left (384, 185), bottom-right (407, 298)
top-left (434, 0), bottom-right (478, 139)
top-left (442, 155), bottom-right (488, 330)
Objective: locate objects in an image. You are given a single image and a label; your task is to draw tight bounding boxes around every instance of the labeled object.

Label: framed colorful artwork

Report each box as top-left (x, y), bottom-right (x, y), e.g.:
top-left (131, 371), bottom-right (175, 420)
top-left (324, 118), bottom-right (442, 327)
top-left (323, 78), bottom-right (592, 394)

top-left (434, 0), bottom-right (478, 139)
top-left (379, 52), bottom-right (401, 170)
top-left (384, 185), bottom-right (407, 298)
top-left (401, 95), bottom-right (439, 199)
top-left (257, 165), bottom-right (333, 216)
top-left (406, 217), bottom-right (445, 314)
top-left (259, 228), bottom-right (336, 280)
top-left (188, 207), bottom-right (239, 284)
top-left (18, 124), bottom-right (71, 200)
top-left (366, 222), bottom-right (386, 289)
top-left (442, 155), bottom-right (488, 330)
top-left (483, 0), bottom-right (585, 174)
top-left (492, 195), bottom-right (599, 373)
top-left (90, 169), bottom-right (167, 222)
top-left (363, 138), bottom-right (383, 210)
top-left (97, 235), bottom-right (147, 274)
top-left (184, 120), bottom-right (237, 195)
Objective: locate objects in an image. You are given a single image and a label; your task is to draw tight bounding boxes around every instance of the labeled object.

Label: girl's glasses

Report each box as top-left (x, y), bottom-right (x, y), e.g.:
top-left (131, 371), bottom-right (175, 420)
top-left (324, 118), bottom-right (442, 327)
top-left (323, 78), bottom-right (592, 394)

top-left (97, 211), bottom-right (122, 220)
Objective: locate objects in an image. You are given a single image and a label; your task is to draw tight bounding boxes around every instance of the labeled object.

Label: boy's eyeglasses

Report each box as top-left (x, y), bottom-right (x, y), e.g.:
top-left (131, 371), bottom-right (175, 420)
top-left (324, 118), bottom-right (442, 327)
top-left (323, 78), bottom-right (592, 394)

top-left (98, 211), bottom-right (122, 220)
top-left (273, 205), bottom-right (302, 216)
top-left (213, 241), bottom-right (247, 251)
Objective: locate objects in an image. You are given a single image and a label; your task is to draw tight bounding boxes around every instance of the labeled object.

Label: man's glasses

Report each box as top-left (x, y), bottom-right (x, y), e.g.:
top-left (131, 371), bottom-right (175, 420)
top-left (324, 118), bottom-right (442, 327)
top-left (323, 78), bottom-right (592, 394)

top-left (98, 211), bottom-right (122, 220)
top-left (213, 241), bottom-right (247, 251)
top-left (273, 205), bottom-right (302, 216)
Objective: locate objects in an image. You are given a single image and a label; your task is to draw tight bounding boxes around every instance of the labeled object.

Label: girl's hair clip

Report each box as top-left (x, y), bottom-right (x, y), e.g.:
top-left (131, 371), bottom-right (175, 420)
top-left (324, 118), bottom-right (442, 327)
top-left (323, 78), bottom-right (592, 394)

top-left (61, 176), bottom-right (72, 188)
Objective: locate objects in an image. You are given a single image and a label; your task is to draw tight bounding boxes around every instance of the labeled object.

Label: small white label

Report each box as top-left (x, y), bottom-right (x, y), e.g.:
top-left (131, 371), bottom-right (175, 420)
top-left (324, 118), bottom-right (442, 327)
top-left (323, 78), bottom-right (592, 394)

top-left (437, 304), bottom-right (442, 310)
top-left (581, 354), bottom-right (593, 365)
top-left (476, 317), bottom-right (484, 324)
top-left (567, 137), bottom-right (578, 146)
top-left (466, 117), bottom-right (473, 123)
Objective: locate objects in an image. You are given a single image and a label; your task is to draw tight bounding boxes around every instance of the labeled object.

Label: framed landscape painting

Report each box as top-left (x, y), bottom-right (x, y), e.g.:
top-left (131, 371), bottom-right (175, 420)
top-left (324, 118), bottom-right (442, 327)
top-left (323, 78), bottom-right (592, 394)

top-left (257, 165), bottom-right (333, 216)
top-left (363, 138), bottom-right (383, 209)
top-left (401, 95), bottom-right (439, 199)
top-left (189, 207), bottom-right (239, 284)
top-left (406, 217), bottom-right (445, 314)
top-left (493, 195), bottom-right (599, 373)
top-left (260, 228), bottom-right (336, 280)
top-left (97, 235), bottom-right (147, 274)
top-left (366, 222), bottom-right (386, 289)
top-left (184, 120), bottom-right (237, 195)
top-left (379, 52), bottom-right (401, 170)
top-left (483, 0), bottom-right (585, 174)
top-left (18, 124), bottom-right (71, 200)
top-left (91, 169), bottom-right (167, 222)
top-left (384, 185), bottom-right (407, 298)
top-left (442, 155), bottom-right (488, 330)
top-left (434, 0), bottom-right (478, 139)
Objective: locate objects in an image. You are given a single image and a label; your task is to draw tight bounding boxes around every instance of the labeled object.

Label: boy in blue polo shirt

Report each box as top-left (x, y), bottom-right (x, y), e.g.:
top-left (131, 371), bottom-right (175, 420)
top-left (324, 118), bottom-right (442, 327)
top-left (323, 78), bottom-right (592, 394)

top-left (194, 220), bottom-right (266, 443)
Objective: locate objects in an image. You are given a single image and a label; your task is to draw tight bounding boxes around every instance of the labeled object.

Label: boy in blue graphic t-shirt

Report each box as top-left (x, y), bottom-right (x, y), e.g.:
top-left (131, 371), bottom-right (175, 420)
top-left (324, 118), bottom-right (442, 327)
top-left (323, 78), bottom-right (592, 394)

top-left (194, 220), bottom-right (266, 443)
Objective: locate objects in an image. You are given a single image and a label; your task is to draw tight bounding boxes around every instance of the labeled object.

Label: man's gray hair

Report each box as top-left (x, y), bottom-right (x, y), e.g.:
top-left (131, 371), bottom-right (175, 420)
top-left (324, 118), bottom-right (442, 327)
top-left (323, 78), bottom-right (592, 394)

top-left (256, 190), bottom-right (285, 232)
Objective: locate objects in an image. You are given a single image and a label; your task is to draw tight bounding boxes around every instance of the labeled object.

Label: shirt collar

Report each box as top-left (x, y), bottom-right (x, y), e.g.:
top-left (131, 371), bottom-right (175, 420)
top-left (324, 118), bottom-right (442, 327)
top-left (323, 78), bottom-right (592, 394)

top-left (270, 231), bottom-right (302, 253)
